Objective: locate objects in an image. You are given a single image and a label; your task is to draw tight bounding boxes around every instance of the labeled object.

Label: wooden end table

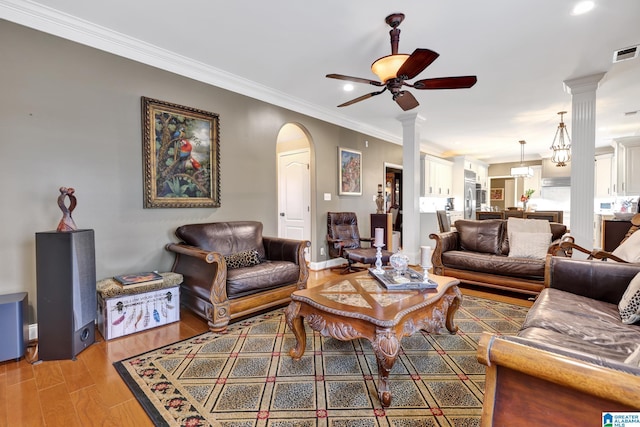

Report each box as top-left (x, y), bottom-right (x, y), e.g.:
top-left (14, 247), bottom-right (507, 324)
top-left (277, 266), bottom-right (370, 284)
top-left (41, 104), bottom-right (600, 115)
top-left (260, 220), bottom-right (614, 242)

top-left (284, 271), bottom-right (461, 406)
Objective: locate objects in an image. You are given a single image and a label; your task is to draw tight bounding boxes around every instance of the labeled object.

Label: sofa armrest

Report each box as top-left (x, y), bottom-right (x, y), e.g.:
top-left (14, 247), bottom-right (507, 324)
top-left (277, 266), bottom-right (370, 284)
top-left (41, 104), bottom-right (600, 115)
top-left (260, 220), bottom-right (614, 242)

top-left (477, 332), bottom-right (640, 426)
top-left (544, 255), bottom-right (640, 304)
top-left (429, 231), bottom-right (459, 275)
top-left (549, 235), bottom-right (574, 256)
top-left (561, 240), bottom-right (627, 262)
top-left (165, 243), bottom-right (227, 305)
top-left (262, 237), bottom-right (309, 263)
top-left (263, 237), bottom-right (310, 290)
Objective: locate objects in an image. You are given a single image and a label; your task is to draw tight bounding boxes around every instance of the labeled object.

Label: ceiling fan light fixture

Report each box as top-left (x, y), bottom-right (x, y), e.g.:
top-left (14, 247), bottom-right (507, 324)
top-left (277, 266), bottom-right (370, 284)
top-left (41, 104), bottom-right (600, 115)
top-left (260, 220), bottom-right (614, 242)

top-left (550, 111), bottom-right (571, 167)
top-left (371, 54), bottom-right (410, 82)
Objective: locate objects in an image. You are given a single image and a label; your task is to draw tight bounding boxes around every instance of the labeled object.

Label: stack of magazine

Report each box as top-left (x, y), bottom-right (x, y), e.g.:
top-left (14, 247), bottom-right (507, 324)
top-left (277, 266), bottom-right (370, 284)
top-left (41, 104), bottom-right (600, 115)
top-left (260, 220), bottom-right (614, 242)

top-left (113, 271), bottom-right (163, 289)
top-left (368, 267), bottom-right (438, 290)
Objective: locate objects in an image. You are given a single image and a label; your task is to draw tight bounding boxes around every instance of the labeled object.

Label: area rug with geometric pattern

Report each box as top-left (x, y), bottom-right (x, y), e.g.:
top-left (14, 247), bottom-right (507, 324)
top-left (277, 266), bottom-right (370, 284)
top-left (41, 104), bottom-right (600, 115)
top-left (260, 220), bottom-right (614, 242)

top-left (114, 295), bottom-right (529, 427)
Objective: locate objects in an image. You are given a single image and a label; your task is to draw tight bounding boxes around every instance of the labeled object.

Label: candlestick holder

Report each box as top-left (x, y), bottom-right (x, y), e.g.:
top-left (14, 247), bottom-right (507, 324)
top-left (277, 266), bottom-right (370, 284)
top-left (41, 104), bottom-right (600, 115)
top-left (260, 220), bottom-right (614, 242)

top-left (373, 243), bottom-right (385, 274)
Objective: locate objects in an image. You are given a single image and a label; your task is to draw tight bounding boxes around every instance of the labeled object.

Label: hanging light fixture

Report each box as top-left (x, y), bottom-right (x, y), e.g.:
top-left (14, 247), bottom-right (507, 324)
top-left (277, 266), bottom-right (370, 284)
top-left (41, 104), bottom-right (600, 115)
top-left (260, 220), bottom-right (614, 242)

top-left (510, 140), bottom-right (534, 178)
top-left (550, 111), bottom-right (571, 167)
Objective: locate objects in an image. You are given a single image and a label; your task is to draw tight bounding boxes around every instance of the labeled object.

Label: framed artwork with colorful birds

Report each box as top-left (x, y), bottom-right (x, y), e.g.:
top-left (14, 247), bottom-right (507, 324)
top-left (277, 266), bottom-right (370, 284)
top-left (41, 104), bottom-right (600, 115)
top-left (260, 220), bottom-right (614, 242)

top-left (142, 97), bottom-right (220, 208)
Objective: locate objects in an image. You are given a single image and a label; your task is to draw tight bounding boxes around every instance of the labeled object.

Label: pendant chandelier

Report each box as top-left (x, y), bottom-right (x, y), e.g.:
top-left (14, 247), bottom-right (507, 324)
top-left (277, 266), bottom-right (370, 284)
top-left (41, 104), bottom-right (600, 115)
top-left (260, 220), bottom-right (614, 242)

top-left (550, 111), bottom-right (571, 167)
top-left (510, 140), bottom-right (533, 178)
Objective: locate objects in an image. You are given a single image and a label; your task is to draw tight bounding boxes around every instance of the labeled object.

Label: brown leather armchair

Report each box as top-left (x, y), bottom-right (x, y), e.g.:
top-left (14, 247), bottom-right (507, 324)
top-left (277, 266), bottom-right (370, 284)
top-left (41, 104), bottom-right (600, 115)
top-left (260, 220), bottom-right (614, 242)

top-left (326, 212), bottom-right (391, 273)
top-left (326, 212), bottom-right (372, 258)
top-left (166, 221), bottom-right (310, 331)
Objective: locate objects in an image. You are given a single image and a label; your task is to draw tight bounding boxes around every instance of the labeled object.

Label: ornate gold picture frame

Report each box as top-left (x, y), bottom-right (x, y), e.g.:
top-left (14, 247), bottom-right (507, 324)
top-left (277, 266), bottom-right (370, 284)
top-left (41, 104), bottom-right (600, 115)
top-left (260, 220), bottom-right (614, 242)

top-left (142, 97), bottom-right (220, 208)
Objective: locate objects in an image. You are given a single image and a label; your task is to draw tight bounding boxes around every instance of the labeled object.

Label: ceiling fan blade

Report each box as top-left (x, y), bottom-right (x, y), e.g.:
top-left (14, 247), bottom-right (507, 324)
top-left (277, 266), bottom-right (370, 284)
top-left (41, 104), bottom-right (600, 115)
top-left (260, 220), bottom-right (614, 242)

top-left (394, 90), bottom-right (419, 111)
top-left (326, 74), bottom-right (384, 86)
top-left (396, 49), bottom-right (439, 80)
top-left (412, 76), bottom-right (478, 90)
top-left (337, 88), bottom-right (387, 107)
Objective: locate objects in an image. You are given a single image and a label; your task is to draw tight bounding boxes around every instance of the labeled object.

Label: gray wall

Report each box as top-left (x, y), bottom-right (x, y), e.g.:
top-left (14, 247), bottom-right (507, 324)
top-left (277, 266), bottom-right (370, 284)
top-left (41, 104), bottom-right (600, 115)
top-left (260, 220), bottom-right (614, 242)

top-left (0, 20), bottom-right (402, 322)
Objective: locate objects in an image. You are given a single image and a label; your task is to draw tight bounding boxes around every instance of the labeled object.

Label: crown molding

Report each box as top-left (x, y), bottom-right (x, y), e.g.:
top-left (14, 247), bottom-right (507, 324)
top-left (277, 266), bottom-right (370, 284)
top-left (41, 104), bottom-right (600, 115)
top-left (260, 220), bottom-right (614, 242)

top-left (0, 0), bottom-right (401, 145)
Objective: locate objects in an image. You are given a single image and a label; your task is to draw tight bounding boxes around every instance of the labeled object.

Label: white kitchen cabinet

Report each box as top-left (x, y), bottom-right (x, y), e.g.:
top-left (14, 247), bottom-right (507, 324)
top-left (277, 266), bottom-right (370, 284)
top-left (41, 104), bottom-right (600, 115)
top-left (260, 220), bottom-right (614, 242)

top-left (421, 155), bottom-right (453, 197)
top-left (616, 137), bottom-right (640, 196)
top-left (595, 154), bottom-right (614, 197)
top-left (476, 164), bottom-right (488, 189)
top-left (465, 159), bottom-right (489, 189)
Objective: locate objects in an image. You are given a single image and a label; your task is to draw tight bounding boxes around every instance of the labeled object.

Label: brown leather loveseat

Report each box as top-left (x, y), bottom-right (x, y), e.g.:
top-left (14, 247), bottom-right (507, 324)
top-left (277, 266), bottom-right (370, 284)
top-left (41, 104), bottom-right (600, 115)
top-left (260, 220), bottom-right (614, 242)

top-left (477, 256), bottom-right (640, 425)
top-left (430, 219), bottom-right (567, 296)
top-left (166, 221), bottom-right (310, 331)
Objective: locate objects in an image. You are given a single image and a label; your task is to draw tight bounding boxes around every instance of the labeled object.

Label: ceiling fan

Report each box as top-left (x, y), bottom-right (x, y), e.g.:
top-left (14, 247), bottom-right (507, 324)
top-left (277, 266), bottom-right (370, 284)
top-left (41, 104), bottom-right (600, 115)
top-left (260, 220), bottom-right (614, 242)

top-left (327, 13), bottom-right (477, 111)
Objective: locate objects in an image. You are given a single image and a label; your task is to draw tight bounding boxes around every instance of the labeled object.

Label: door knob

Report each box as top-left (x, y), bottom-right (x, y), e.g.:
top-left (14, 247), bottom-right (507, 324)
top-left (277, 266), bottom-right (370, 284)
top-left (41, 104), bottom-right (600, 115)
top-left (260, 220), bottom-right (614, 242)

top-left (279, 212), bottom-right (285, 216)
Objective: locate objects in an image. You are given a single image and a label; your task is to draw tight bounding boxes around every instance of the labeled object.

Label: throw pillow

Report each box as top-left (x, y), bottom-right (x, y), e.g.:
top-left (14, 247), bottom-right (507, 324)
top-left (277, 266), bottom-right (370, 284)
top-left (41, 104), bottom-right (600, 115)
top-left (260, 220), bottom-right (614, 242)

top-left (624, 345), bottom-right (640, 366)
top-left (506, 217), bottom-right (552, 256)
top-left (508, 232), bottom-right (552, 259)
top-left (612, 229), bottom-right (640, 263)
top-left (224, 249), bottom-right (261, 270)
top-left (619, 272), bottom-right (640, 325)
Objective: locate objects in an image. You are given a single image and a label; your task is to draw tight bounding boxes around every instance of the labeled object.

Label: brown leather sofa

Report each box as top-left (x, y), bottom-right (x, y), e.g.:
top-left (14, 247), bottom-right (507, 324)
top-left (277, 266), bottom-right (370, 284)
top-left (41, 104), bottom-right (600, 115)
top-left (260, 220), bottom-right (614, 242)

top-left (429, 219), bottom-right (567, 295)
top-left (166, 221), bottom-right (310, 331)
top-left (478, 256), bottom-right (640, 426)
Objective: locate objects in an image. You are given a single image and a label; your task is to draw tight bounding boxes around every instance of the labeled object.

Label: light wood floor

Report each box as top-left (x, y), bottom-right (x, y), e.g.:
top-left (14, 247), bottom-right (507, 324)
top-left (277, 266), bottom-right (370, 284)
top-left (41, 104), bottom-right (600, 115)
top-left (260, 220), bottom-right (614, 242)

top-left (0, 269), bottom-right (532, 426)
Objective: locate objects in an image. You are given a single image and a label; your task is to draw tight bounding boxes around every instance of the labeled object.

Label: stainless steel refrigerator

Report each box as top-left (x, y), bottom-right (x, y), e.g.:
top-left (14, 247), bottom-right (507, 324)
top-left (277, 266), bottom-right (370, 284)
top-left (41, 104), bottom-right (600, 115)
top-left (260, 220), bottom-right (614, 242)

top-left (464, 169), bottom-right (477, 219)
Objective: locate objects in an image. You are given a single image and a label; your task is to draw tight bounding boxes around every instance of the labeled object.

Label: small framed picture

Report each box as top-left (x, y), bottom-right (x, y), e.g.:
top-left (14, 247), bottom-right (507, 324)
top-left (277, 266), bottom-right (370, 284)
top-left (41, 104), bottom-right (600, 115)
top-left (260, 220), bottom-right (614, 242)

top-left (490, 188), bottom-right (504, 201)
top-left (338, 147), bottom-right (362, 196)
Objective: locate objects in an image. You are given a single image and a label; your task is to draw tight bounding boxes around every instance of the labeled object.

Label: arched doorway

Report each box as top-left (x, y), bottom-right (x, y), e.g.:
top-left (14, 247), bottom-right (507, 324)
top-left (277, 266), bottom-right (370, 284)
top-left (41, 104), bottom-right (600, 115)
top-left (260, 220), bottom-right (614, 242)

top-left (276, 123), bottom-right (312, 258)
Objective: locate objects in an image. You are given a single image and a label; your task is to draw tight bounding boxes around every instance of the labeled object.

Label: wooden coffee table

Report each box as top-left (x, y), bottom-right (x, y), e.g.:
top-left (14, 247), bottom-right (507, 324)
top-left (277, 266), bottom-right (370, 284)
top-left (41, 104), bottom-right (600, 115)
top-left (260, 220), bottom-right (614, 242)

top-left (284, 271), bottom-right (461, 407)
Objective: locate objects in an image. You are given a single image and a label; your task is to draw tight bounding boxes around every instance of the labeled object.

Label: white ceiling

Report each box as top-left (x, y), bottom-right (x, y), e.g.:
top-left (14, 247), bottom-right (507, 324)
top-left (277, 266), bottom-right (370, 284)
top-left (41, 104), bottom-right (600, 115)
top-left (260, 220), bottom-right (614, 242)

top-left (2, 0), bottom-right (639, 164)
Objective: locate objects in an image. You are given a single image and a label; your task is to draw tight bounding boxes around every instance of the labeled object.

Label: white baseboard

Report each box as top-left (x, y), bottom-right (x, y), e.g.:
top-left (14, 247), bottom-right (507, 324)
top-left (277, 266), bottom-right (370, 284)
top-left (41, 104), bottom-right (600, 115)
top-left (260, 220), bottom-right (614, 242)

top-left (308, 258), bottom-right (346, 271)
top-left (29, 324), bottom-right (37, 341)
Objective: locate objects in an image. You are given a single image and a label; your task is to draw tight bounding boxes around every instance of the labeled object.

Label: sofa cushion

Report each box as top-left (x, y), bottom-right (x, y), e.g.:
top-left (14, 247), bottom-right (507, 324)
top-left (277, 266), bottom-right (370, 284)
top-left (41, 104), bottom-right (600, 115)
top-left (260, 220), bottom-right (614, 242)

top-left (522, 288), bottom-right (640, 361)
top-left (442, 250), bottom-right (545, 279)
top-left (226, 260), bottom-right (300, 299)
top-left (508, 232), bottom-right (552, 259)
top-left (612, 229), bottom-right (640, 263)
top-left (619, 272), bottom-right (640, 325)
top-left (224, 249), bottom-right (261, 270)
top-left (513, 330), bottom-right (640, 373)
top-left (455, 219), bottom-right (504, 255)
top-left (176, 221), bottom-right (266, 259)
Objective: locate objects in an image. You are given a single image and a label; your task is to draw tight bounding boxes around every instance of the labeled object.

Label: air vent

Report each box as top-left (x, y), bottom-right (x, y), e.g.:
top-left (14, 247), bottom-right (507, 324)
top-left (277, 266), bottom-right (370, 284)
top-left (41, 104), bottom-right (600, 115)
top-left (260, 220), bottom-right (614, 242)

top-left (613, 45), bottom-right (638, 63)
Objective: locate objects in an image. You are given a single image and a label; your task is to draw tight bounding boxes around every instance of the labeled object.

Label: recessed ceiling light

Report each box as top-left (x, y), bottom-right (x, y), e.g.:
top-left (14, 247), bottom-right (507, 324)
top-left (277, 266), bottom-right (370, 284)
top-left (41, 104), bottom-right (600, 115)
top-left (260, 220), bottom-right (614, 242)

top-left (343, 84), bottom-right (354, 92)
top-left (571, 1), bottom-right (595, 15)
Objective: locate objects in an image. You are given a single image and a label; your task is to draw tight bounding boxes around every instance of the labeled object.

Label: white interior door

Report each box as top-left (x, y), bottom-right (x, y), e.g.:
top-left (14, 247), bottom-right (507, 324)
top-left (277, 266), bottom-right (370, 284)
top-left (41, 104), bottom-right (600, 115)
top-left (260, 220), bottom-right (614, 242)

top-left (278, 150), bottom-right (310, 242)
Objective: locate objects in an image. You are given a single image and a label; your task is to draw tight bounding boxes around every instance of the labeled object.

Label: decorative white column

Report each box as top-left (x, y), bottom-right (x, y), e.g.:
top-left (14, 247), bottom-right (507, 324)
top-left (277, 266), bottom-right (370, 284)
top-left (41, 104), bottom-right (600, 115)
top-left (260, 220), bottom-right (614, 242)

top-left (397, 112), bottom-right (425, 264)
top-left (563, 73), bottom-right (605, 251)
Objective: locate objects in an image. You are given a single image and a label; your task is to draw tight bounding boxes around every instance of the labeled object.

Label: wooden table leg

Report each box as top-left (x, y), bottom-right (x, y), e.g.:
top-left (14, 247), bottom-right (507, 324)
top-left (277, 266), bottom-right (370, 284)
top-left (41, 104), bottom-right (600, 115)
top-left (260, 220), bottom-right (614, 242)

top-left (372, 328), bottom-right (400, 407)
top-left (445, 289), bottom-right (462, 334)
top-left (284, 301), bottom-right (306, 360)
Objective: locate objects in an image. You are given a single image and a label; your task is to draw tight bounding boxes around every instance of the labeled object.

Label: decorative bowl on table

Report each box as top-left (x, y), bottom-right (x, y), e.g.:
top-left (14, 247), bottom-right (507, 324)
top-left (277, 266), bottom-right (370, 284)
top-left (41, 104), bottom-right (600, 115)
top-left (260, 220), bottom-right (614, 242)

top-left (389, 251), bottom-right (410, 276)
